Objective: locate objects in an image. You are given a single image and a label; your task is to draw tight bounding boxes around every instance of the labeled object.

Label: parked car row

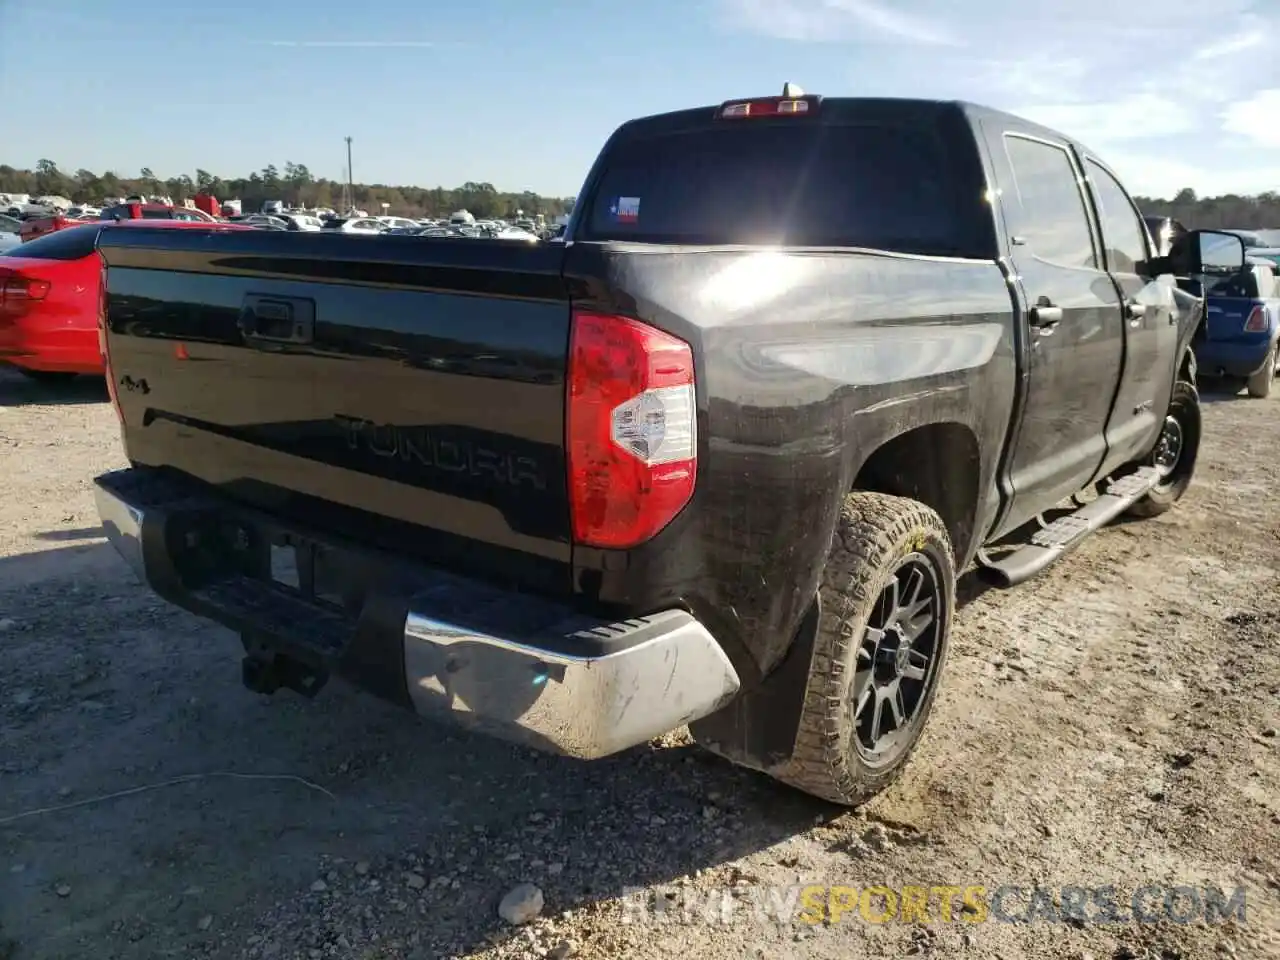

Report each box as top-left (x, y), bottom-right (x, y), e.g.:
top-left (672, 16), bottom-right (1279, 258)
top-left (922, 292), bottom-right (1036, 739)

top-left (0, 220), bottom-right (252, 380)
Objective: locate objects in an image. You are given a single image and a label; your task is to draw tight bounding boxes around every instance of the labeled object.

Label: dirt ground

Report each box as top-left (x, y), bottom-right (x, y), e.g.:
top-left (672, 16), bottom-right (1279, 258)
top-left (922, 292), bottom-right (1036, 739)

top-left (0, 367), bottom-right (1277, 960)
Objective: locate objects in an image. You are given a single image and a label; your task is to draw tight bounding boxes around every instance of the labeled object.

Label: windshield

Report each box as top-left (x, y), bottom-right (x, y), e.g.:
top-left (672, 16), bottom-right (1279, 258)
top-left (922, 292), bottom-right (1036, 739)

top-left (582, 121), bottom-right (976, 256)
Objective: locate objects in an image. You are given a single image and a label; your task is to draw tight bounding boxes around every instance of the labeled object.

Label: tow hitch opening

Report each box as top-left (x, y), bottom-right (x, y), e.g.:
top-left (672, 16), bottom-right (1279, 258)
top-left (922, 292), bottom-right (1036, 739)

top-left (240, 634), bottom-right (330, 699)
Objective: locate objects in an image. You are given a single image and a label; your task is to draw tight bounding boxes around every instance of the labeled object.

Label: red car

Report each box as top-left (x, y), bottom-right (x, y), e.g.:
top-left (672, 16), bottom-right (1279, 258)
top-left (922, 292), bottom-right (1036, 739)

top-left (0, 220), bottom-right (250, 382)
top-left (18, 203), bottom-right (217, 243)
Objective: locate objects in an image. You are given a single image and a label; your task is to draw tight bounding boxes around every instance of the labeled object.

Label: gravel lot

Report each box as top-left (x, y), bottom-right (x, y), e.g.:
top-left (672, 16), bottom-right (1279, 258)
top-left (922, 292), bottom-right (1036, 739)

top-left (0, 367), bottom-right (1277, 960)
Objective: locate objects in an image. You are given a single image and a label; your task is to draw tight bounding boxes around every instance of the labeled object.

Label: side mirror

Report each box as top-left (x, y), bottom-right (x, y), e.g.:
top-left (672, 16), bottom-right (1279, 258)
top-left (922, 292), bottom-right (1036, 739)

top-left (1170, 229), bottom-right (1246, 275)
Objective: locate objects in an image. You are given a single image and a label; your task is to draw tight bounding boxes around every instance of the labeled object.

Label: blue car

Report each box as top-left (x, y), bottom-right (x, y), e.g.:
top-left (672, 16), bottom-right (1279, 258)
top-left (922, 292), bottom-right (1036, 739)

top-left (1194, 258), bottom-right (1280, 398)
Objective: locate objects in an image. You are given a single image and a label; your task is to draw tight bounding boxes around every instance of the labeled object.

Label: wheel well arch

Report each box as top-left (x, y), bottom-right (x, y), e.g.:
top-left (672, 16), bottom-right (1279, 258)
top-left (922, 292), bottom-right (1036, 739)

top-left (850, 422), bottom-right (982, 564)
top-left (1179, 346), bottom-right (1196, 384)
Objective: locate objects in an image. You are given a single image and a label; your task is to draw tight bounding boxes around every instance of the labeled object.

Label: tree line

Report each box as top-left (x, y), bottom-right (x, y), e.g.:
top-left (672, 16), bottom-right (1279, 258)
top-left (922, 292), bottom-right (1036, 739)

top-left (0, 160), bottom-right (577, 220)
top-left (1137, 188), bottom-right (1279, 231)
top-left (1, 160), bottom-right (1276, 228)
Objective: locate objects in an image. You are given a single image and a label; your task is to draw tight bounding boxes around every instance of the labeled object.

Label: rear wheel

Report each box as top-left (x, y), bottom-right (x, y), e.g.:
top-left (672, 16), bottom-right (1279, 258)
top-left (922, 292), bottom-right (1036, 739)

top-left (17, 369), bottom-right (79, 385)
top-left (766, 492), bottom-right (954, 806)
top-left (1246, 343), bottom-right (1276, 398)
top-left (1127, 379), bottom-right (1201, 518)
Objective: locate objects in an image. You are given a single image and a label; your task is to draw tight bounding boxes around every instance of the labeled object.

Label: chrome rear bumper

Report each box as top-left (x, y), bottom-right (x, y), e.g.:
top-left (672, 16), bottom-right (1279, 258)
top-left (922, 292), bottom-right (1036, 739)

top-left (94, 469), bottom-right (740, 759)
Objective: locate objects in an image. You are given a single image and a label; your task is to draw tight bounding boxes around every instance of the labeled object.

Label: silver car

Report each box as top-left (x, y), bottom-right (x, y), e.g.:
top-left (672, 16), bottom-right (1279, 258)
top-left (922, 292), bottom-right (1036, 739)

top-left (0, 213), bottom-right (21, 253)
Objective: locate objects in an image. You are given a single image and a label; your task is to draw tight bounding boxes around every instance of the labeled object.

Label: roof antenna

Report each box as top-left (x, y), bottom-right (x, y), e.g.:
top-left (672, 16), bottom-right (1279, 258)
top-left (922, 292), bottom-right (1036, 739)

top-left (782, 82), bottom-right (804, 98)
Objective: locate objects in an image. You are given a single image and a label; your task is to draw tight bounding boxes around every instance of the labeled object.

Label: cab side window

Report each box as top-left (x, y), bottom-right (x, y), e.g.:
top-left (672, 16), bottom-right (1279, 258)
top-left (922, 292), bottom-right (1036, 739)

top-left (1003, 134), bottom-right (1097, 269)
top-left (1086, 160), bottom-right (1149, 274)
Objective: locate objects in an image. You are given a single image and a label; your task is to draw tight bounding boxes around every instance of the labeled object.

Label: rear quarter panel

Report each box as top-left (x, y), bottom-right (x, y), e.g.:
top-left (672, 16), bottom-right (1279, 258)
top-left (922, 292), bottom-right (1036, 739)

top-left (567, 243), bottom-right (1017, 676)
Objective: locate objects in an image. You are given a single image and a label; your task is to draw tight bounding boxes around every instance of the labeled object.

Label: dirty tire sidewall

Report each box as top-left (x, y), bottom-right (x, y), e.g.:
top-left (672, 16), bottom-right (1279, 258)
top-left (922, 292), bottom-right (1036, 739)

top-left (771, 492), bottom-right (955, 806)
top-left (1246, 343), bottom-right (1276, 398)
top-left (1128, 379), bottom-right (1201, 519)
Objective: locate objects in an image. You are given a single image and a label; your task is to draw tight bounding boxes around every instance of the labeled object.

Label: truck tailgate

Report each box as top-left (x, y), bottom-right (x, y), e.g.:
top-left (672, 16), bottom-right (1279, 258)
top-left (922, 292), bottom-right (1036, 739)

top-left (98, 228), bottom-right (573, 594)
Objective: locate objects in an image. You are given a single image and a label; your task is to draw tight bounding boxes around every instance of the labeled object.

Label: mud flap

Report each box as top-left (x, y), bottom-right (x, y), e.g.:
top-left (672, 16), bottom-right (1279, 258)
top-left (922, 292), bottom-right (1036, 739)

top-left (688, 598), bottom-right (819, 773)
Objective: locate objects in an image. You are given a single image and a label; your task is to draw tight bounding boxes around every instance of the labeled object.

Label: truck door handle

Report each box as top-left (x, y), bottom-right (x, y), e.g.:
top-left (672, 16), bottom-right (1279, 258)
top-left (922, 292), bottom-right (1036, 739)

top-left (1125, 302), bottom-right (1147, 319)
top-left (1029, 298), bottom-right (1062, 328)
top-left (238, 294), bottom-right (315, 345)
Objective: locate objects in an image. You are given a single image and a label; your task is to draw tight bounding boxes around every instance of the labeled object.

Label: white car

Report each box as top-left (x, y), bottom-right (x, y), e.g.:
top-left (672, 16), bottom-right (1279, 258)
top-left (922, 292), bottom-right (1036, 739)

top-left (494, 226), bottom-right (540, 242)
top-left (1249, 247), bottom-right (1280, 270)
top-left (282, 213), bottom-right (324, 231)
top-left (320, 217), bottom-right (385, 236)
top-left (376, 216), bottom-right (420, 231)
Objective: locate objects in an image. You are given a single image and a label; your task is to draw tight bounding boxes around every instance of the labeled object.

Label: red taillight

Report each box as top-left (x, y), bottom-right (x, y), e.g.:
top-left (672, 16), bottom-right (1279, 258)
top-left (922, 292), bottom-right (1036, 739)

top-left (1244, 305), bottom-right (1268, 332)
top-left (0, 276), bottom-right (51, 315)
top-left (0, 276), bottom-right (50, 300)
top-left (717, 97), bottom-right (815, 119)
top-left (567, 311), bottom-right (697, 549)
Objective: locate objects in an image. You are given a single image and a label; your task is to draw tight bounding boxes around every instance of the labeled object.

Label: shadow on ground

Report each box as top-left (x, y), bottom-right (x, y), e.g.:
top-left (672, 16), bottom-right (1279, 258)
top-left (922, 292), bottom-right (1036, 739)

top-left (0, 541), bottom-right (868, 959)
top-left (33, 526), bottom-right (104, 543)
top-left (0, 370), bottom-right (108, 407)
top-left (1196, 376), bottom-right (1277, 404)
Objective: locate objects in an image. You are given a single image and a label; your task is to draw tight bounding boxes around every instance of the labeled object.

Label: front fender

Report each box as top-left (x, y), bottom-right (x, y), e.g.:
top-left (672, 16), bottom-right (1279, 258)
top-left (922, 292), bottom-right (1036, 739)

top-left (1180, 345), bottom-right (1197, 385)
top-left (1172, 281), bottom-right (1204, 363)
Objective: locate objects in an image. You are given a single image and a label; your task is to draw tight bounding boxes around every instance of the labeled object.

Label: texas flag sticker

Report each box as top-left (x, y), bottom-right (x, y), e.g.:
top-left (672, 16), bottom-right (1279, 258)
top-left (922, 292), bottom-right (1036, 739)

top-left (611, 196), bottom-right (640, 224)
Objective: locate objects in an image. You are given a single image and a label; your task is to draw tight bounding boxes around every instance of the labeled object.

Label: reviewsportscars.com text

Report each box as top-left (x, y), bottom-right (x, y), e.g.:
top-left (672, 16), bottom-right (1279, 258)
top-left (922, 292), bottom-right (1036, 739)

top-left (618, 883), bottom-right (1248, 926)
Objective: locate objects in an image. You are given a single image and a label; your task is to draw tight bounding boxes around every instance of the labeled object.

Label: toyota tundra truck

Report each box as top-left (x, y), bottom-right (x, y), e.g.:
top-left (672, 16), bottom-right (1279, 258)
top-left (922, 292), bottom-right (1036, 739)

top-left (91, 88), bottom-right (1243, 805)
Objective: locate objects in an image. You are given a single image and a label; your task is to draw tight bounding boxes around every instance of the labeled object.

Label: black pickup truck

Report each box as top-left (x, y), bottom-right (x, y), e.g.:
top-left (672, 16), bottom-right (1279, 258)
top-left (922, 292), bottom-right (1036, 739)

top-left (92, 88), bottom-right (1244, 805)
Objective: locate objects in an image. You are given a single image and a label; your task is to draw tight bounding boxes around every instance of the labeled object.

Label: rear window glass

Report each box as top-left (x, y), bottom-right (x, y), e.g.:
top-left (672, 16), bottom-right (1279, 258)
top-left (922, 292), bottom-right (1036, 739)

top-left (8, 224), bottom-right (99, 260)
top-left (582, 122), bottom-right (974, 255)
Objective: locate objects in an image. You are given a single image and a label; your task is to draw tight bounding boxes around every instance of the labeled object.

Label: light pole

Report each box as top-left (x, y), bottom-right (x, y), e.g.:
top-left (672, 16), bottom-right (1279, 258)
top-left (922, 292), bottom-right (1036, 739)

top-left (345, 136), bottom-right (354, 213)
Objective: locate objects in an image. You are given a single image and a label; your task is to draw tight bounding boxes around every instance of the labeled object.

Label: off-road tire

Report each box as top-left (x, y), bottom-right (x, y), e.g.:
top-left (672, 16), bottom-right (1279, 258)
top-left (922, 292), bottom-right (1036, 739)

top-left (1246, 343), bottom-right (1276, 399)
top-left (1128, 379), bottom-right (1201, 518)
top-left (17, 369), bottom-right (78, 385)
top-left (767, 492), bottom-right (955, 806)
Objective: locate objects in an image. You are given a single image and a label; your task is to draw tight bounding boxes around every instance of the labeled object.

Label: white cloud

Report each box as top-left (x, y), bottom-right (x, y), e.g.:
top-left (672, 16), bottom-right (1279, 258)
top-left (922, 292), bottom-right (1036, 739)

top-left (714, 0), bottom-right (962, 46)
top-left (1193, 15), bottom-right (1266, 59)
top-left (1011, 94), bottom-right (1197, 145)
top-left (825, 0), bottom-right (960, 46)
top-left (258, 40), bottom-right (444, 48)
top-left (1101, 148), bottom-right (1279, 199)
top-left (712, 0), bottom-right (1280, 195)
top-left (1222, 89), bottom-right (1280, 148)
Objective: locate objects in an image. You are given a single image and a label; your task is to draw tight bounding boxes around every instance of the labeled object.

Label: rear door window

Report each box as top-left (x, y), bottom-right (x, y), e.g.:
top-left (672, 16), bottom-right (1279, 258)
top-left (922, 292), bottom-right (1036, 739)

top-left (6, 224), bottom-right (100, 260)
top-left (582, 122), bottom-right (977, 256)
top-left (1002, 135), bottom-right (1097, 269)
top-left (1086, 159), bottom-right (1149, 273)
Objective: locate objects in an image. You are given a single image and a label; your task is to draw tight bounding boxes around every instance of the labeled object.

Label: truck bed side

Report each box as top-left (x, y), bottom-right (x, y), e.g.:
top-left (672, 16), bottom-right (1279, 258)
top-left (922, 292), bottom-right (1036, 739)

top-left (564, 241), bottom-right (1017, 675)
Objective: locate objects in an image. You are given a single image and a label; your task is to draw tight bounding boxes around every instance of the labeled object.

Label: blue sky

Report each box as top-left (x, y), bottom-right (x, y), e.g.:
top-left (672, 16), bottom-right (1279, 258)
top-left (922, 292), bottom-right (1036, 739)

top-left (3, 0), bottom-right (1278, 199)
